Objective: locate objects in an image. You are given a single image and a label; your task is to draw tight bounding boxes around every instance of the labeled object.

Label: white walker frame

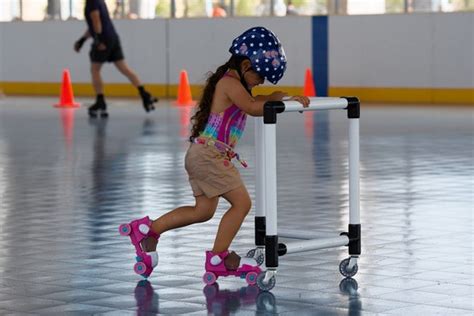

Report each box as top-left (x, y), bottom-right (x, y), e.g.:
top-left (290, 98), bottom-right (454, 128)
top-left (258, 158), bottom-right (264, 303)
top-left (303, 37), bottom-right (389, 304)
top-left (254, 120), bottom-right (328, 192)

top-left (249, 97), bottom-right (361, 291)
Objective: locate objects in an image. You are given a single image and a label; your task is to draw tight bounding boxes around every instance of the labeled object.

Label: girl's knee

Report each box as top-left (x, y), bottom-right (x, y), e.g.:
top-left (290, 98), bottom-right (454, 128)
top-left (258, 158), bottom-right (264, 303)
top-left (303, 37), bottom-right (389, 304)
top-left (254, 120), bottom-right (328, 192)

top-left (235, 196), bottom-right (252, 215)
top-left (245, 197), bottom-right (252, 213)
top-left (194, 203), bottom-right (217, 223)
top-left (195, 211), bottom-right (214, 223)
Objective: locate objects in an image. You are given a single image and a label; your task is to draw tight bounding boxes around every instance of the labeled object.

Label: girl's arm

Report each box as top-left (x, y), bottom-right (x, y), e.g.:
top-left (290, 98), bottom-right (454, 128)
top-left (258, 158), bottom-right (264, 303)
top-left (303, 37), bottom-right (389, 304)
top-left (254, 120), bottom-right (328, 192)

top-left (254, 91), bottom-right (288, 102)
top-left (223, 78), bottom-right (309, 116)
top-left (222, 77), bottom-right (266, 116)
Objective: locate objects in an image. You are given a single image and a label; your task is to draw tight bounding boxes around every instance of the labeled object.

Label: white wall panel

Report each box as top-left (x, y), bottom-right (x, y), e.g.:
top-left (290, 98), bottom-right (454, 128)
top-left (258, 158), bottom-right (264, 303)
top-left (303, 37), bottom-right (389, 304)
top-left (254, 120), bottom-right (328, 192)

top-left (3, 21), bottom-right (89, 82)
top-left (0, 23), bottom-right (4, 83)
top-left (329, 13), bottom-right (474, 88)
top-left (330, 14), bottom-right (432, 87)
top-left (432, 13), bottom-right (473, 88)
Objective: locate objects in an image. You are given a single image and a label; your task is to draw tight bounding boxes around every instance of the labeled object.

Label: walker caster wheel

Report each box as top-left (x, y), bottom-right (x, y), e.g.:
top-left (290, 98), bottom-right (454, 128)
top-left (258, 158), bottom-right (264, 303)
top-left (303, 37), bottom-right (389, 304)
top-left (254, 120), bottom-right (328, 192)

top-left (339, 277), bottom-right (358, 295)
top-left (246, 248), bottom-right (256, 258)
top-left (246, 248), bottom-right (264, 266)
top-left (255, 253), bottom-right (264, 266)
top-left (203, 272), bottom-right (217, 285)
top-left (256, 272), bottom-right (276, 291)
top-left (339, 257), bottom-right (358, 277)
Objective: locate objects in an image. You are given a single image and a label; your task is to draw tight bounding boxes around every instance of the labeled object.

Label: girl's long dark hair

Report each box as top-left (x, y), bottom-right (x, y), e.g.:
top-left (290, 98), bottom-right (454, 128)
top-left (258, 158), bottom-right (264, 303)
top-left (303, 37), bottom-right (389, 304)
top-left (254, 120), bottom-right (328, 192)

top-left (189, 55), bottom-right (250, 142)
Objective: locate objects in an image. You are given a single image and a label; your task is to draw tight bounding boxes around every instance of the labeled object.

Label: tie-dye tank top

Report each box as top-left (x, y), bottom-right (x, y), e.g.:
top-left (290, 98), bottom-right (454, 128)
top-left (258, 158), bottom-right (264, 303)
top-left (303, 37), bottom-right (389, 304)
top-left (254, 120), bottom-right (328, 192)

top-left (199, 104), bottom-right (247, 148)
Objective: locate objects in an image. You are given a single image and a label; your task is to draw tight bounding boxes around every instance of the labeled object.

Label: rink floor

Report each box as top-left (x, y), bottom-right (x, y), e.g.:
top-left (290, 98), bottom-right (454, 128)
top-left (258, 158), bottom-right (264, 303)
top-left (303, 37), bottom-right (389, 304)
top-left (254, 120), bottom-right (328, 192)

top-left (0, 97), bottom-right (472, 315)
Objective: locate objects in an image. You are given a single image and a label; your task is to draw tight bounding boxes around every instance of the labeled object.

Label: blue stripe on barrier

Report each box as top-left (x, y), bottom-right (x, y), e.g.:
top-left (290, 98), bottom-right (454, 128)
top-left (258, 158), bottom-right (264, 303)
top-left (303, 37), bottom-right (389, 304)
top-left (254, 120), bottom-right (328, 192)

top-left (312, 16), bottom-right (328, 97)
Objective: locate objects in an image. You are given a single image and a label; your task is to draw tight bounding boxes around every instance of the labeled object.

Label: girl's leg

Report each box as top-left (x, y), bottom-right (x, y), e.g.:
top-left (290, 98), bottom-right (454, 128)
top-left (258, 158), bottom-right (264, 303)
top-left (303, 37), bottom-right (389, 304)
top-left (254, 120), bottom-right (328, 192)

top-left (150, 194), bottom-right (219, 236)
top-left (141, 195), bottom-right (219, 252)
top-left (212, 186), bottom-right (251, 253)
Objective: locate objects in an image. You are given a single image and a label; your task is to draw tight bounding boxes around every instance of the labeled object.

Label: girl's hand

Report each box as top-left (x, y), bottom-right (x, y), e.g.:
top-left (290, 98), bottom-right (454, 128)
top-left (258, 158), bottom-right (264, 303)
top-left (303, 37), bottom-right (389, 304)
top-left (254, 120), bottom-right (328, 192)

top-left (290, 95), bottom-right (310, 107)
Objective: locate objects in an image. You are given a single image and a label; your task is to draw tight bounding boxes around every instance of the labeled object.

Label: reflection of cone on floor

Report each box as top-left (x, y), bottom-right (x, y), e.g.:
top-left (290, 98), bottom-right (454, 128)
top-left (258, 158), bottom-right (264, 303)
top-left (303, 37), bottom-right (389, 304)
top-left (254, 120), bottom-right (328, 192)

top-left (59, 108), bottom-right (75, 148)
top-left (304, 68), bottom-right (316, 97)
top-left (175, 70), bottom-right (196, 106)
top-left (303, 68), bottom-right (315, 139)
top-left (304, 111), bottom-right (313, 139)
top-left (54, 69), bottom-right (80, 108)
top-left (179, 106), bottom-right (192, 138)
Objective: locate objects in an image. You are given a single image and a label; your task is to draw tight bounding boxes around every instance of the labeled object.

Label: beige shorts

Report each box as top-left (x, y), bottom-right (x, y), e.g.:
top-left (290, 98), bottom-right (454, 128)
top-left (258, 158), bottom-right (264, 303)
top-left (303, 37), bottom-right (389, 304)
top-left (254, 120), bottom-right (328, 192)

top-left (184, 143), bottom-right (244, 198)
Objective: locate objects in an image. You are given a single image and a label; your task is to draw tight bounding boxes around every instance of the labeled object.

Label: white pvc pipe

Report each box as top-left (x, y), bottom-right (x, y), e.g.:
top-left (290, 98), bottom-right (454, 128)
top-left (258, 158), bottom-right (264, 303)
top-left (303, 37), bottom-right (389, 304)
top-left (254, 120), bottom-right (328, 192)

top-left (264, 124), bottom-right (278, 236)
top-left (349, 119), bottom-right (360, 225)
top-left (279, 229), bottom-right (324, 240)
top-left (282, 97), bottom-right (348, 113)
top-left (285, 236), bottom-right (349, 254)
top-left (254, 118), bottom-right (265, 217)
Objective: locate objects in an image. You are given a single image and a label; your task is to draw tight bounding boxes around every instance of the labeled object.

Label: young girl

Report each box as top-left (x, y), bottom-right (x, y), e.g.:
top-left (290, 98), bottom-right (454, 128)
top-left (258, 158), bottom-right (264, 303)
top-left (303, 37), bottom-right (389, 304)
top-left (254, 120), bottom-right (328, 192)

top-left (119, 26), bottom-right (309, 282)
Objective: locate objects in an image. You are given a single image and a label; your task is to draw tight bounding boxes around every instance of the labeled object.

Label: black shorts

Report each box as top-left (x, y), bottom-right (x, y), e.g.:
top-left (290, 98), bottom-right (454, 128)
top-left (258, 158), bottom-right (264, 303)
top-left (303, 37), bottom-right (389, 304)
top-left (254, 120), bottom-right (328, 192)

top-left (89, 36), bottom-right (124, 63)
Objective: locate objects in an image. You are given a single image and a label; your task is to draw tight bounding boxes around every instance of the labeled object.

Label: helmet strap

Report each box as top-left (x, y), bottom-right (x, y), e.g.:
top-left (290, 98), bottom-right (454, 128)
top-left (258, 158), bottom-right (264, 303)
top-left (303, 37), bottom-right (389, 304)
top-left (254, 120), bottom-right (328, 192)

top-left (228, 61), bottom-right (253, 95)
top-left (239, 68), bottom-right (253, 95)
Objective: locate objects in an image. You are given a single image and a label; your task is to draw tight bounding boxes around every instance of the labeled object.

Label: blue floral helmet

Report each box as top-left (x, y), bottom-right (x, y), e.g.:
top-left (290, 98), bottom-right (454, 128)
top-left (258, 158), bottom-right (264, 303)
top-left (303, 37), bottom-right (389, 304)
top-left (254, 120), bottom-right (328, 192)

top-left (229, 26), bottom-right (287, 85)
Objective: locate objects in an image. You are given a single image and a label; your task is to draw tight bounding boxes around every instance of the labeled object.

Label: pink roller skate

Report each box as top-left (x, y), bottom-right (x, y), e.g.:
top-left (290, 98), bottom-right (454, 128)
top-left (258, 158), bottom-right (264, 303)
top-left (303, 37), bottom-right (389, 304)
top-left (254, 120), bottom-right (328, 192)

top-left (119, 216), bottom-right (160, 278)
top-left (203, 250), bottom-right (262, 286)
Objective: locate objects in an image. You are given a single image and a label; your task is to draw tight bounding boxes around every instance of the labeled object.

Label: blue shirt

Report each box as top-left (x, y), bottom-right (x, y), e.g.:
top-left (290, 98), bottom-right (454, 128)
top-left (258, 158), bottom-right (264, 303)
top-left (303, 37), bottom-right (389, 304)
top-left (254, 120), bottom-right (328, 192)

top-left (85, 0), bottom-right (117, 41)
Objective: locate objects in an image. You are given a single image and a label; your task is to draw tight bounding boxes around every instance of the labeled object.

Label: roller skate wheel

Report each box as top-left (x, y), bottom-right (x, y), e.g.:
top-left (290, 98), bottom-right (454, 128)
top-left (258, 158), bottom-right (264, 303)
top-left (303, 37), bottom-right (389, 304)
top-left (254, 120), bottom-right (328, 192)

top-left (203, 272), bottom-right (217, 285)
top-left (119, 224), bottom-right (131, 236)
top-left (246, 272), bottom-right (258, 285)
top-left (134, 262), bottom-right (147, 275)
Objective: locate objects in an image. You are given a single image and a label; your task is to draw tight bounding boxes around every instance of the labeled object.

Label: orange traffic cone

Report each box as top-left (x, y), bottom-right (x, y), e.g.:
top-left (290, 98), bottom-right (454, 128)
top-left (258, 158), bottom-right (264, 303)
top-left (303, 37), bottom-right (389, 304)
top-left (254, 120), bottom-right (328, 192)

top-left (303, 68), bottom-right (316, 97)
top-left (54, 69), bottom-right (80, 108)
top-left (175, 70), bottom-right (196, 106)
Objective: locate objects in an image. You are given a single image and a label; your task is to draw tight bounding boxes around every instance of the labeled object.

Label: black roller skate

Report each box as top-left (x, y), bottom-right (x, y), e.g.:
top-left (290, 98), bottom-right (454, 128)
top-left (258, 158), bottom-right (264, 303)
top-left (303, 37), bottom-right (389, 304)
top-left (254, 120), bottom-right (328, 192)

top-left (88, 94), bottom-right (108, 118)
top-left (138, 86), bottom-right (158, 113)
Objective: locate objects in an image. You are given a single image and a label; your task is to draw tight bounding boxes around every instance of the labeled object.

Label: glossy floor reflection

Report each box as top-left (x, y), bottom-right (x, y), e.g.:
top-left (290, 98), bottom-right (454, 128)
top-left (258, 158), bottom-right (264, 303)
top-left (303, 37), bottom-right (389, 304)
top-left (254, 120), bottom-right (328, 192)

top-left (0, 97), bottom-right (472, 315)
